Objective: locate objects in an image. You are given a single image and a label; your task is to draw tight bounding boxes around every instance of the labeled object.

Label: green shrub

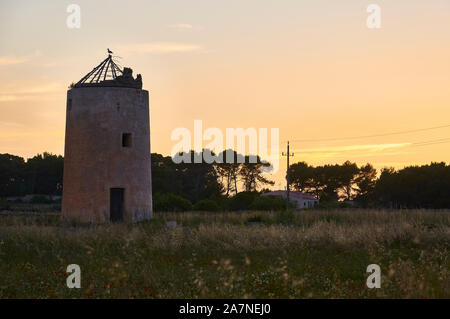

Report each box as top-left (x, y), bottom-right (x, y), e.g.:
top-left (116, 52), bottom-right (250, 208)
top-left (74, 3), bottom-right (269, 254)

top-left (153, 193), bottom-right (192, 212)
top-left (193, 199), bottom-right (220, 212)
top-left (207, 195), bottom-right (229, 210)
top-left (250, 195), bottom-right (286, 211)
top-left (0, 198), bottom-right (10, 210)
top-left (30, 195), bottom-right (53, 204)
top-left (226, 191), bottom-right (259, 211)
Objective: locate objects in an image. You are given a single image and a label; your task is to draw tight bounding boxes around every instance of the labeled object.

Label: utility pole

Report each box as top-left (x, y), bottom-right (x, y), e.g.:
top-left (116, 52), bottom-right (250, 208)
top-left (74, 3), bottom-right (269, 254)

top-left (282, 141), bottom-right (294, 209)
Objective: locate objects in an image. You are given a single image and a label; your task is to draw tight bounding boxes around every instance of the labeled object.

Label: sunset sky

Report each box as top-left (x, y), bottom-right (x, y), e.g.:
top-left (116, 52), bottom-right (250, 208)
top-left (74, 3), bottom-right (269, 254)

top-left (1, 0), bottom-right (449, 189)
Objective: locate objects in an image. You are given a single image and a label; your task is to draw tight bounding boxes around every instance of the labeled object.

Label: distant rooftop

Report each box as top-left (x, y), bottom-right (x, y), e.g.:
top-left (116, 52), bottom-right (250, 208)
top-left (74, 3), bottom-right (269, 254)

top-left (72, 52), bottom-right (142, 89)
top-left (262, 190), bottom-right (318, 200)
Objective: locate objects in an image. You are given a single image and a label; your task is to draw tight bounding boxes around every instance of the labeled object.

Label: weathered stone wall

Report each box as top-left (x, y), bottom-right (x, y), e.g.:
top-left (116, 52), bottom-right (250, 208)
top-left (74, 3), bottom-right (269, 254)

top-left (62, 87), bottom-right (152, 223)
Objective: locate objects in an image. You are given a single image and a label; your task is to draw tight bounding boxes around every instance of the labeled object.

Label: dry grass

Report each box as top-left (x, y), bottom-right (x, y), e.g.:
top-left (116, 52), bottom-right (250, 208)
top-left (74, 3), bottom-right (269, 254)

top-left (0, 209), bottom-right (448, 298)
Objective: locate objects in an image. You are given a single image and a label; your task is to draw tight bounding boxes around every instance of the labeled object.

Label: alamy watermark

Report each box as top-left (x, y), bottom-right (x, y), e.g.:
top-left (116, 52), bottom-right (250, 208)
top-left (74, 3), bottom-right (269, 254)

top-left (366, 264), bottom-right (381, 288)
top-left (66, 264), bottom-right (81, 288)
top-left (170, 120), bottom-right (280, 173)
top-left (366, 4), bottom-right (381, 29)
top-left (66, 4), bottom-right (81, 29)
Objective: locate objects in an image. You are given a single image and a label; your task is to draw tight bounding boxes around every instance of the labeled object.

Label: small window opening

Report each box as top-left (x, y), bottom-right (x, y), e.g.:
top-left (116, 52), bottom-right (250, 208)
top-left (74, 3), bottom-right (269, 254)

top-left (68, 98), bottom-right (72, 111)
top-left (122, 133), bottom-right (132, 147)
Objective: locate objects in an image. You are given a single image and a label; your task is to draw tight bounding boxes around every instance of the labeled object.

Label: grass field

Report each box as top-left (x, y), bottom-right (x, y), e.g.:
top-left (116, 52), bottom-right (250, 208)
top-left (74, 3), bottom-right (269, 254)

top-left (0, 209), bottom-right (449, 299)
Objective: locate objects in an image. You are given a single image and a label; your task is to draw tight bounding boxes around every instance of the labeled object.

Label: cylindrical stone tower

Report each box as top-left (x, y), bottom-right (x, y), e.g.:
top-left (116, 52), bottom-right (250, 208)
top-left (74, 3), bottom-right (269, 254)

top-left (62, 54), bottom-right (152, 223)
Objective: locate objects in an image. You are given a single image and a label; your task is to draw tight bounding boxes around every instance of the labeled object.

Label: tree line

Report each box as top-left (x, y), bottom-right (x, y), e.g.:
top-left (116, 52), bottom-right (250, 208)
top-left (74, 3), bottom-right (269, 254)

top-left (0, 150), bottom-right (276, 210)
top-left (288, 160), bottom-right (450, 208)
top-left (151, 150), bottom-right (273, 205)
top-left (1, 151), bottom-right (449, 209)
top-left (0, 152), bottom-right (64, 197)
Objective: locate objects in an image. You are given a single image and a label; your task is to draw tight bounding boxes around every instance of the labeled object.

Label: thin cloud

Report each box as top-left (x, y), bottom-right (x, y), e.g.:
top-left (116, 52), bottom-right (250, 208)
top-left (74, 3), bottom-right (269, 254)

top-left (294, 143), bottom-right (412, 158)
top-left (281, 143), bottom-right (413, 165)
top-left (1, 82), bottom-right (62, 95)
top-left (316, 150), bottom-right (413, 160)
top-left (0, 95), bottom-right (17, 102)
top-left (0, 56), bottom-right (29, 66)
top-left (0, 82), bottom-right (63, 102)
top-left (0, 51), bottom-right (41, 67)
top-left (116, 42), bottom-right (202, 54)
top-left (18, 82), bottom-right (62, 94)
top-left (293, 143), bottom-right (411, 155)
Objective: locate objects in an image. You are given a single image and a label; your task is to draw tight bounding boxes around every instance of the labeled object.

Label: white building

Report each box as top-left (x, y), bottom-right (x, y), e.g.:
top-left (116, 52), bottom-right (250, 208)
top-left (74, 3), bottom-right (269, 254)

top-left (261, 190), bottom-right (319, 209)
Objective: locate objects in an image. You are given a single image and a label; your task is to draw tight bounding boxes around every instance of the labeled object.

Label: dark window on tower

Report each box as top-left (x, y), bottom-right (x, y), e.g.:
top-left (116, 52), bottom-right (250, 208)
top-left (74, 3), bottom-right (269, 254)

top-left (122, 133), bottom-right (132, 147)
top-left (68, 98), bottom-right (72, 111)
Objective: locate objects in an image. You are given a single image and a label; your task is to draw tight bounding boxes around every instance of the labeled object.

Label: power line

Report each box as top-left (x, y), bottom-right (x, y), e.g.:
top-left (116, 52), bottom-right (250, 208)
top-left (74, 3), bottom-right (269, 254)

top-left (411, 137), bottom-right (450, 147)
top-left (289, 136), bottom-right (450, 155)
top-left (281, 141), bottom-right (294, 209)
top-left (283, 124), bottom-right (450, 144)
top-left (411, 141), bottom-right (450, 147)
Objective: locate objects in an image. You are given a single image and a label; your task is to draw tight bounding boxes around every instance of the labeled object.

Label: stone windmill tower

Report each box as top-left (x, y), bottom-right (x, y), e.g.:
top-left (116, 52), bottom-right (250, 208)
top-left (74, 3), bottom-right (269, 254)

top-left (62, 52), bottom-right (152, 223)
